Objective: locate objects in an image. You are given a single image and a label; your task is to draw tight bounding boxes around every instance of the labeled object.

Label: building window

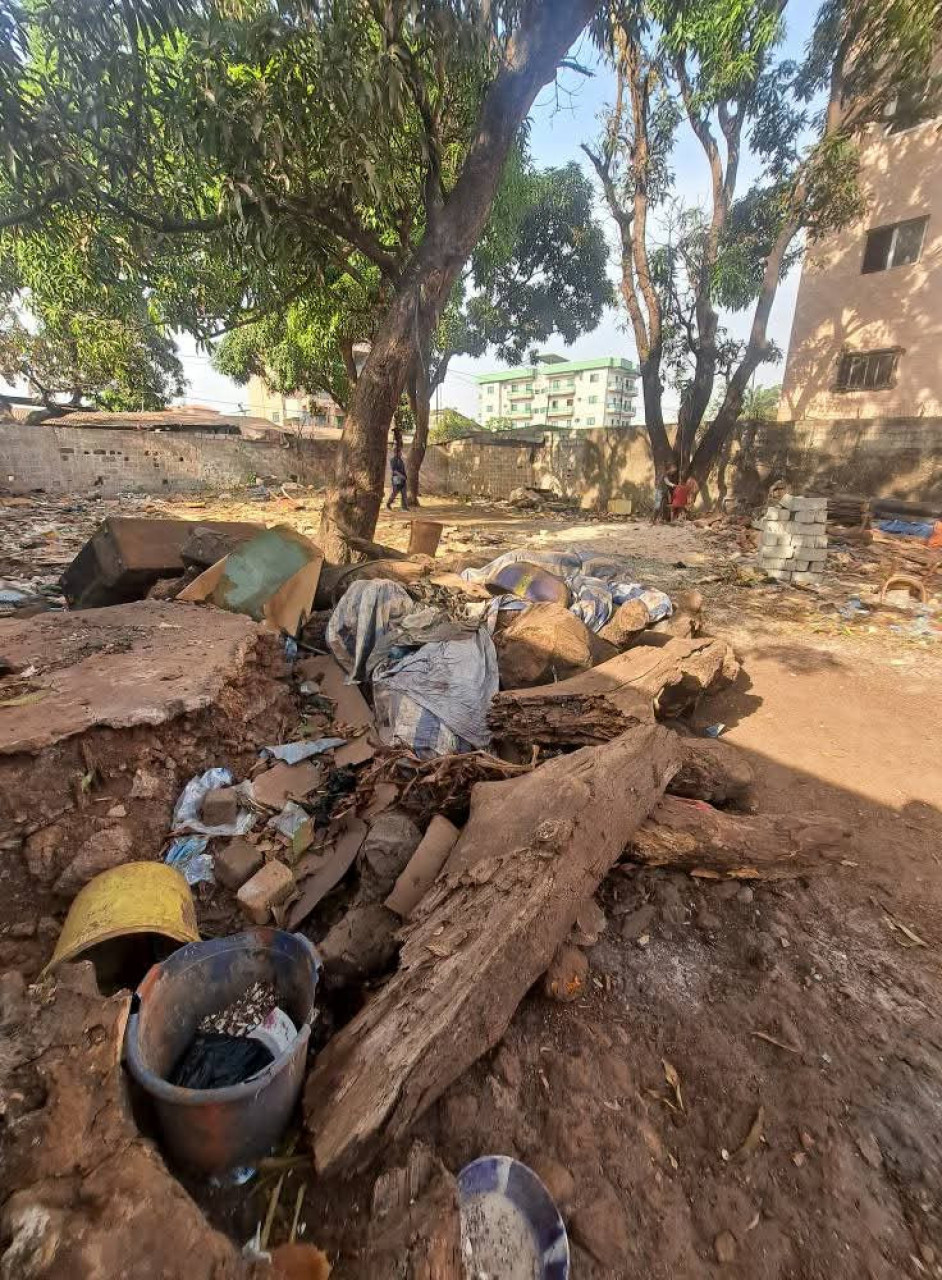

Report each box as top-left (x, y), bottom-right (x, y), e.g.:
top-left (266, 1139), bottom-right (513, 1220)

top-left (887, 80), bottom-right (934, 134)
top-left (550, 399), bottom-right (559, 409)
top-left (862, 216), bottom-right (928, 273)
top-left (588, 395), bottom-right (598, 404)
top-left (586, 416), bottom-right (596, 425)
top-left (835, 348), bottom-right (901, 391)
top-left (271, 410), bottom-right (280, 424)
top-left (589, 373), bottom-right (600, 383)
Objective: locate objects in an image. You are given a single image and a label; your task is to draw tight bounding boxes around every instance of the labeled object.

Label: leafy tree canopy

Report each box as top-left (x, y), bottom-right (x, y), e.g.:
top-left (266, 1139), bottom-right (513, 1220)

top-left (429, 407), bottom-right (479, 442)
top-left (0, 221), bottom-right (184, 409)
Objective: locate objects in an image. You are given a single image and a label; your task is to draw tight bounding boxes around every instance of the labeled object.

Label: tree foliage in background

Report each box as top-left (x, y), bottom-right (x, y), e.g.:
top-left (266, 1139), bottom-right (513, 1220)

top-left (404, 154), bottom-right (612, 501)
top-left (429, 407), bottom-right (480, 442)
top-left (0, 0), bottom-right (597, 553)
top-left (210, 147), bottom-right (611, 503)
top-left (0, 224), bottom-right (184, 409)
top-left (586, 0), bottom-right (942, 485)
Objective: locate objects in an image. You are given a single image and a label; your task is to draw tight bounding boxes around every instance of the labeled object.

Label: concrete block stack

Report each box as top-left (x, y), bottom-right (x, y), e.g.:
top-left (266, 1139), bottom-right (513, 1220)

top-left (758, 494), bottom-right (828, 585)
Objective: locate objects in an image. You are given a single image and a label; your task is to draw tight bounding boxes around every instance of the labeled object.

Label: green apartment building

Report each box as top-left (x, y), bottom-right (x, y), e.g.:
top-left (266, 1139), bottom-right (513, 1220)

top-left (476, 354), bottom-right (638, 431)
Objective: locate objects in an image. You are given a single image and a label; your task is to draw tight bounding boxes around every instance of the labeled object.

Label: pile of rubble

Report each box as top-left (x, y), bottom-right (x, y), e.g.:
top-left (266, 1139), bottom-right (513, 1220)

top-left (0, 511), bottom-right (856, 1276)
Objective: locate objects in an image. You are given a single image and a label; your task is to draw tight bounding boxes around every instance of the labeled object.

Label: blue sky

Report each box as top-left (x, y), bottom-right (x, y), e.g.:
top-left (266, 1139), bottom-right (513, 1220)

top-left (181, 4), bottom-right (821, 422)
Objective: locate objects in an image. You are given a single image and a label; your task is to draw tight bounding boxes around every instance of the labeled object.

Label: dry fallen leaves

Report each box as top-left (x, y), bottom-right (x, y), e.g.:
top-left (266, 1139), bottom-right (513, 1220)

top-left (662, 1059), bottom-right (685, 1113)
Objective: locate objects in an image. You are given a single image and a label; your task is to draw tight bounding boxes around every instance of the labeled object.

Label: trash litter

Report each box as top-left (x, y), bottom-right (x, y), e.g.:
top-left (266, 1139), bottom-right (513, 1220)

top-left (261, 738), bottom-right (346, 764)
top-left (458, 1156), bottom-right (569, 1280)
top-left (178, 525), bottom-right (324, 636)
top-left (44, 861), bottom-right (200, 976)
top-left (838, 596), bottom-right (869, 620)
top-left (462, 547), bottom-right (671, 634)
top-left (327, 579), bottom-right (415, 680)
top-left (200, 979), bottom-right (278, 1034)
top-left (703, 724), bottom-right (726, 739)
top-left (125, 930), bottom-right (321, 1173)
top-left (249, 1006), bottom-right (298, 1058)
top-left (875, 518), bottom-right (935, 540)
top-left (372, 628), bottom-right (499, 756)
top-left (170, 1032), bottom-right (275, 1090)
top-left (268, 801), bottom-right (310, 841)
top-left (165, 835), bottom-right (214, 886)
top-left (486, 559), bottom-right (572, 606)
top-left (173, 767), bottom-right (255, 837)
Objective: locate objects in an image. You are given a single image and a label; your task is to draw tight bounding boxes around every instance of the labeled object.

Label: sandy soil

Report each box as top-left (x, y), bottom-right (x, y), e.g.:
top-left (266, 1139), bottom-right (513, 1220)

top-left (3, 487), bottom-right (942, 1278)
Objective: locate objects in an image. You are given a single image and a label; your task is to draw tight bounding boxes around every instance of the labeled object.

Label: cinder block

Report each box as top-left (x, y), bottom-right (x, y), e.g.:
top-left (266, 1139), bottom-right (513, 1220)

top-left (760, 556), bottom-right (791, 570)
top-left (793, 559), bottom-right (810, 571)
top-left (804, 547), bottom-right (828, 563)
top-left (766, 568), bottom-right (793, 581)
top-left (792, 571), bottom-right (822, 585)
top-left (795, 510), bottom-right (826, 525)
top-left (763, 508), bottom-right (787, 522)
top-left (237, 860), bottom-right (295, 924)
top-left (201, 787), bottom-right (240, 827)
top-left (215, 837), bottom-right (264, 891)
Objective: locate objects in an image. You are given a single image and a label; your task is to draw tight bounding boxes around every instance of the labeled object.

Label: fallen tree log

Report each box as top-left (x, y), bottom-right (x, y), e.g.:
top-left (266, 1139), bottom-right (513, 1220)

top-left (304, 723), bottom-right (680, 1173)
top-left (670, 738), bottom-right (755, 807)
top-left (627, 795), bottom-right (851, 879)
top-left (488, 636), bottom-right (738, 751)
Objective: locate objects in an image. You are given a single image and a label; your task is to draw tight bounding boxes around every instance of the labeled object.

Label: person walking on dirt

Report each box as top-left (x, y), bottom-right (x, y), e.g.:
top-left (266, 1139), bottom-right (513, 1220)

top-left (386, 445), bottom-right (409, 510)
top-left (653, 464), bottom-right (678, 523)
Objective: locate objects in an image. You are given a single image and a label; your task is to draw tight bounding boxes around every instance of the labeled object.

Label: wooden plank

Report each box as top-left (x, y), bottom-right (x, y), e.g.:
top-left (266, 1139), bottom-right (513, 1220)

top-left (303, 723), bottom-right (680, 1173)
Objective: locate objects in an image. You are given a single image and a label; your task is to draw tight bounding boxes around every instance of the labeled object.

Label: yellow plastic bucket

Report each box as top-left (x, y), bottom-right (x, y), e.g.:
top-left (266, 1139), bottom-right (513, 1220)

top-left (44, 861), bottom-right (200, 976)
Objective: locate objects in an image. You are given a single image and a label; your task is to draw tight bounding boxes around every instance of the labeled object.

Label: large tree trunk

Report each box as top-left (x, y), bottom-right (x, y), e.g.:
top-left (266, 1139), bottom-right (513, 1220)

top-left (319, 0), bottom-right (598, 561)
top-left (304, 724), bottom-right (680, 1173)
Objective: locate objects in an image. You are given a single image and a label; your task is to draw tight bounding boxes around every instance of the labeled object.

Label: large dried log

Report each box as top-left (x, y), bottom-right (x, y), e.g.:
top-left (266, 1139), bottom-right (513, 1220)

top-left (488, 636), bottom-right (739, 751)
top-left (671, 738), bottom-right (755, 806)
top-left (304, 723), bottom-right (680, 1173)
top-left (627, 795), bottom-right (852, 879)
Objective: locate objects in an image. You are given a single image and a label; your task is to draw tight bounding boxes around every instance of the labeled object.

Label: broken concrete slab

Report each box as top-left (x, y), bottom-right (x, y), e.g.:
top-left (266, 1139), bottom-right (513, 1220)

top-left (304, 723), bottom-right (679, 1173)
top-left (0, 601), bottom-right (280, 757)
top-left (61, 517), bottom-right (260, 609)
top-left (0, 602), bottom-right (292, 958)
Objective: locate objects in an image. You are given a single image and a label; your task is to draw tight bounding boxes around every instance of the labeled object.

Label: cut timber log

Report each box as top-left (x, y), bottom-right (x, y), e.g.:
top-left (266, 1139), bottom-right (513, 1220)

top-left (304, 723), bottom-right (680, 1173)
top-left (627, 795), bottom-right (851, 879)
top-left (670, 738), bottom-right (755, 806)
top-left (488, 636), bottom-right (738, 750)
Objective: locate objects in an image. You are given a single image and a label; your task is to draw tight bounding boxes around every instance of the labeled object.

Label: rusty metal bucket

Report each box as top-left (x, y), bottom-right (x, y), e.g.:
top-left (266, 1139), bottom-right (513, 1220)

top-left (124, 928), bottom-right (320, 1174)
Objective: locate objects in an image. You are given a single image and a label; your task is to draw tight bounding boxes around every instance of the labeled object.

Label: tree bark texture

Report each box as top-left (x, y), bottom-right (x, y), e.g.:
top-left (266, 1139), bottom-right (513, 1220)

top-left (628, 795), bottom-right (852, 879)
top-left (406, 360), bottom-right (430, 507)
top-left (303, 723), bottom-right (680, 1173)
top-left (320, 0), bottom-right (599, 560)
top-left (488, 637), bottom-right (739, 752)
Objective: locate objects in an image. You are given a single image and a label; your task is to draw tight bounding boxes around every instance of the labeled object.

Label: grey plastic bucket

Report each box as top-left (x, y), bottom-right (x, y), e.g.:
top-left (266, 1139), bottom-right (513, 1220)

top-left (125, 928), bottom-right (320, 1173)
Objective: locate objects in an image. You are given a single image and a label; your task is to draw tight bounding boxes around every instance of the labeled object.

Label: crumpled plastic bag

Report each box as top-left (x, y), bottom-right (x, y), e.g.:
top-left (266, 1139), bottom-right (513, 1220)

top-left (372, 629), bottom-right (499, 757)
top-left (327, 579), bottom-right (415, 681)
top-left (172, 767), bottom-right (256, 837)
top-left (260, 738), bottom-right (345, 764)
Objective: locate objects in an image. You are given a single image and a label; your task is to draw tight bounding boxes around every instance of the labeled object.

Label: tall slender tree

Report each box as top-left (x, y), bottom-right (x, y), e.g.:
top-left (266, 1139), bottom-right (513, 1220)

top-left (585, 0), bottom-right (941, 484)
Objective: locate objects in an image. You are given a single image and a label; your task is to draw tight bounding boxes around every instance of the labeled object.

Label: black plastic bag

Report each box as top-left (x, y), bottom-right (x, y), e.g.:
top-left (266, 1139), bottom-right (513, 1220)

top-left (170, 1032), bottom-right (274, 1090)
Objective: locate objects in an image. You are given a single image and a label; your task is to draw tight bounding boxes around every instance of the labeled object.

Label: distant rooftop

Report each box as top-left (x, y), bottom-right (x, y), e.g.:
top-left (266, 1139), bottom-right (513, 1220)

top-left (476, 356), bottom-right (638, 384)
